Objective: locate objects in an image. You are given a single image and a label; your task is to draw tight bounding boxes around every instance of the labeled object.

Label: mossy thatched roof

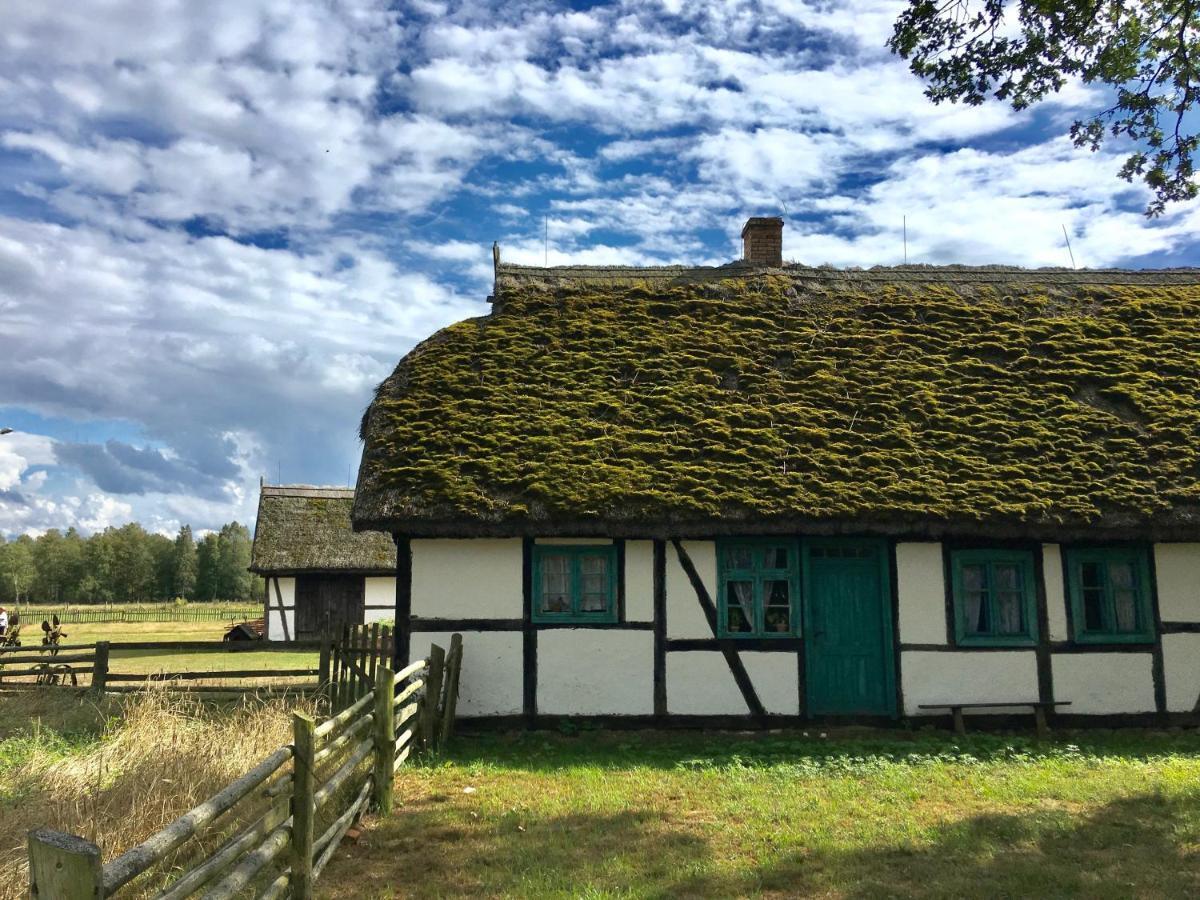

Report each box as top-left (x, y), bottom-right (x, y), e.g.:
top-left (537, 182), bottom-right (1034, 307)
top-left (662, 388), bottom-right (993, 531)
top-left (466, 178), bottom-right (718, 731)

top-left (251, 485), bottom-right (395, 574)
top-left (354, 262), bottom-right (1200, 540)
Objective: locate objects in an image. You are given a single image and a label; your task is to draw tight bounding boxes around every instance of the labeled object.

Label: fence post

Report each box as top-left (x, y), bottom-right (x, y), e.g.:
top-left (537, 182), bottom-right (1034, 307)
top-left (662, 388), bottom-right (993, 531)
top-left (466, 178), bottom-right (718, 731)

top-left (439, 634), bottom-right (463, 748)
top-left (317, 635), bottom-right (331, 707)
top-left (28, 828), bottom-right (104, 900)
top-left (421, 644), bottom-right (446, 752)
top-left (92, 641), bottom-right (110, 698)
top-left (290, 713), bottom-right (316, 900)
top-left (373, 665), bottom-right (396, 816)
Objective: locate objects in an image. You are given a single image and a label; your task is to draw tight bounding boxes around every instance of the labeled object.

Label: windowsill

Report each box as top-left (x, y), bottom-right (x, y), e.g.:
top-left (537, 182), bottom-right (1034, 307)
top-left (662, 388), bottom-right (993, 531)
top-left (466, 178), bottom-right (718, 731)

top-left (955, 635), bottom-right (1038, 649)
top-left (1069, 632), bottom-right (1156, 646)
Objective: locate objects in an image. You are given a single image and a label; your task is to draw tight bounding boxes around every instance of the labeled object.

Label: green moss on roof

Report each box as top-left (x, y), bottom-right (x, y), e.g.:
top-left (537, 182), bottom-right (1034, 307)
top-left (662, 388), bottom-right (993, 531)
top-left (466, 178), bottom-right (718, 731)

top-left (354, 265), bottom-right (1200, 538)
top-left (251, 486), bottom-right (395, 573)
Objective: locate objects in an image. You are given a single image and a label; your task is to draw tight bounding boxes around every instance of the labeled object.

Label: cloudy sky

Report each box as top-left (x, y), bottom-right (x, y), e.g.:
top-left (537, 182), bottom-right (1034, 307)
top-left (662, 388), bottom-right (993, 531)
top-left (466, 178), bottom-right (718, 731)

top-left (2, 0), bottom-right (1198, 538)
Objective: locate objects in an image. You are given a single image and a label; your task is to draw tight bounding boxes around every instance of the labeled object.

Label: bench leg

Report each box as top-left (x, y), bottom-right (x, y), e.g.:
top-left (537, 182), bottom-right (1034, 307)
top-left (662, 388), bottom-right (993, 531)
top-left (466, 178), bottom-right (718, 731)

top-left (1034, 706), bottom-right (1049, 739)
top-left (952, 707), bottom-right (966, 736)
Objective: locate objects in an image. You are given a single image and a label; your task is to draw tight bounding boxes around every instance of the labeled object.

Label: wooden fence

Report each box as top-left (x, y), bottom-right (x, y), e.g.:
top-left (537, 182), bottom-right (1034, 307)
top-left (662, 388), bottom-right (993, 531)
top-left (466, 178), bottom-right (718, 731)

top-left (14, 604), bottom-right (260, 624)
top-left (0, 640), bottom-right (323, 696)
top-left (27, 635), bottom-right (464, 899)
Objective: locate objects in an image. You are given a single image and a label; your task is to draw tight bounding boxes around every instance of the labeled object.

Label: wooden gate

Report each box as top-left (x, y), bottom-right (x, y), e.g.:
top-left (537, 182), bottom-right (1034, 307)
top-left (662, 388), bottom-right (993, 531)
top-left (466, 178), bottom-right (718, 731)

top-left (322, 623), bottom-right (394, 712)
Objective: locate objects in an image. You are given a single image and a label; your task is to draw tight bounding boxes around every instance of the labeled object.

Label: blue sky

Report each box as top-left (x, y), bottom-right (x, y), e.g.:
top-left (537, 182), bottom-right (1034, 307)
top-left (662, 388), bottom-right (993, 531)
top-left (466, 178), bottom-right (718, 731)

top-left (2, 0), bottom-right (1199, 537)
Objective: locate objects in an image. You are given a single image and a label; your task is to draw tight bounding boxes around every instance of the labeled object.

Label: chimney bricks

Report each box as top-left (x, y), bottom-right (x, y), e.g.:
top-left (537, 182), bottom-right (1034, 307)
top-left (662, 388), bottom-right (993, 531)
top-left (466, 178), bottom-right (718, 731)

top-left (741, 217), bottom-right (784, 267)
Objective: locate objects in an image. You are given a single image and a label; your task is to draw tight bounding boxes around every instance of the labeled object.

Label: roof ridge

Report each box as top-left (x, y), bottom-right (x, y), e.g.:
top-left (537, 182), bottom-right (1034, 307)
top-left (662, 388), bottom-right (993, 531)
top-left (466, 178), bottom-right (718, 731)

top-left (261, 484), bottom-right (355, 498)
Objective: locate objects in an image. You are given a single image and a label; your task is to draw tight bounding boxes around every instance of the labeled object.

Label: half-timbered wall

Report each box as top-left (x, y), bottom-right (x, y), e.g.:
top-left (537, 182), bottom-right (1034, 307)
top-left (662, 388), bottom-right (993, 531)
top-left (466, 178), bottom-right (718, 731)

top-left (394, 537), bottom-right (1200, 724)
top-left (263, 574), bottom-right (396, 640)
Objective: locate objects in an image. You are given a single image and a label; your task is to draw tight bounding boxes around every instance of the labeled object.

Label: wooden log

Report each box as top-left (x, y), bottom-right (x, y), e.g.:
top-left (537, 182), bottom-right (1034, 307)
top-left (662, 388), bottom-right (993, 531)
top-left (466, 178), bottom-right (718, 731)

top-left (374, 666), bottom-right (396, 815)
top-left (439, 633), bottom-right (464, 747)
top-left (157, 794), bottom-right (290, 900)
top-left (258, 872), bottom-right (290, 900)
top-left (311, 778), bottom-right (372, 881)
top-left (102, 745), bottom-right (292, 894)
top-left (394, 726), bottom-right (415, 754)
top-left (198, 822), bottom-right (290, 900)
top-left (290, 713), bottom-right (317, 900)
top-left (313, 713), bottom-right (374, 767)
top-left (92, 641), bottom-right (109, 697)
top-left (28, 828), bottom-right (103, 900)
top-left (317, 634), bottom-right (332, 708)
top-left (394, 702), bottom-right (419, 731)
top-left (392, 677), bottom-right (424, 709)
top-left (394, 658), bottom-right (427, 685)
top-left (392, 744), bottom-right (411, 773)
top-left (313, 738), bottom-right (373, 810)
top-left (421, 644), bottom-right (446, 751)
top-left (314, 690), bottom-right (374, 741)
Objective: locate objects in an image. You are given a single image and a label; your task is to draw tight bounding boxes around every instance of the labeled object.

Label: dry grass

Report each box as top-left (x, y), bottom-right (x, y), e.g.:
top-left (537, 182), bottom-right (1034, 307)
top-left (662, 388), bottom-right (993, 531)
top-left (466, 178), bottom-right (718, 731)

top-left (0, 688), bottom-right (316, 899)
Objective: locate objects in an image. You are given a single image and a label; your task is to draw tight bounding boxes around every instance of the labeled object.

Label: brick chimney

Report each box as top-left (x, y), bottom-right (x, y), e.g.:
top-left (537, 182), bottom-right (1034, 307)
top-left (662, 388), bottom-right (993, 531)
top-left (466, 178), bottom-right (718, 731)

top-left (741, 217), bottom-right (784, 266)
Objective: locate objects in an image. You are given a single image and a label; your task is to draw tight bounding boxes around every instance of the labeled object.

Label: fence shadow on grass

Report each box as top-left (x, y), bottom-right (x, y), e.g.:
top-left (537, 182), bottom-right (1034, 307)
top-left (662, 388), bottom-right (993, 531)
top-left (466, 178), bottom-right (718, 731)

top-left (321, 791), bottom-right (1200, 899)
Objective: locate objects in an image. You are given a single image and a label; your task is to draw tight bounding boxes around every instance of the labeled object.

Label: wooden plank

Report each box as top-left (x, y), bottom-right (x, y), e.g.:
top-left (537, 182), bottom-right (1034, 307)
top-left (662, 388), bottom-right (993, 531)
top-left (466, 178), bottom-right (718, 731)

top-left (0, 666), bottom-right (86, 680)
top-left (290, 713), bottom-right (316, 899)
top-left (439, 634), bottom-right (463, 747)
top-left (92, 641), bottom-right (109, 697)
top-left (313, 738), bottom-right (373, 810)
top-left (421, 644), bottom-right (446, 751)
top-left (0, 652), bottom-right (97, 665)
top-left (367, 622), bottom-right (380, 691)
top-left (313, 713), bottom-right (374, 767)
top-left (28, 828), bottom-right (103, 900)
top-left (105, 669), bottom-right (318, 682)
top-left (314, 690), bottom-right (374, 741)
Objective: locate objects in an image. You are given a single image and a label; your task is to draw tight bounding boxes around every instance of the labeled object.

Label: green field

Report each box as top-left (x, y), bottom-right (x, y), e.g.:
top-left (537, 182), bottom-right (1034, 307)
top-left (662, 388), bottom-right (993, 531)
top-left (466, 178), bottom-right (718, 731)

top-left (320, 728), bottom-right (1200, 899)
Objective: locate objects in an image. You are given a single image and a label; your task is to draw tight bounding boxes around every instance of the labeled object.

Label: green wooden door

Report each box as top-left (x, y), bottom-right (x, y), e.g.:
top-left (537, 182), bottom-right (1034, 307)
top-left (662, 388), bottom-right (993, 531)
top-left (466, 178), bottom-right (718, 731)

top-left (803, 540), bottom-right (895, 716)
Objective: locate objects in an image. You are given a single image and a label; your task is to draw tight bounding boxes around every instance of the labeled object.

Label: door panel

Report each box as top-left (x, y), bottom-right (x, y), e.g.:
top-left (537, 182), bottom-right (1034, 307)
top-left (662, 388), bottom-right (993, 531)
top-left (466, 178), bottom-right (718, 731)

top-left (804, 540), bottom-right (895, 715)
top-left (295, 575), bottom-right (365, 639)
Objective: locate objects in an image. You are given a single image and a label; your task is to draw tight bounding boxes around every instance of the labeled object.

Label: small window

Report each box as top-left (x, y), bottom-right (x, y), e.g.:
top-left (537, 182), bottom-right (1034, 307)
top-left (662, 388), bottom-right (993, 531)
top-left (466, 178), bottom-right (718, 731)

top-left (717, 539), bottom-right (799, 637)
top-left (532, 545), bottom-right (618, 623)
top-left (950, 550), bottom-right (1037, 646)
top-left (1065, 547), bottom-right (1153, 643)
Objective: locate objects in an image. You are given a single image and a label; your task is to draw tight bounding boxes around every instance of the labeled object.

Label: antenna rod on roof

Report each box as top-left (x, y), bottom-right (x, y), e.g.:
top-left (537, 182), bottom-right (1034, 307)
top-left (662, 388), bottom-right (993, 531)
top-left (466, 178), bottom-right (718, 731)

top-left (1062, 224), bottom-right (1076, 269)
top-left (544, 215), bottom-right (548, 266)
top-left (903, 215), bottom-right (908, 265)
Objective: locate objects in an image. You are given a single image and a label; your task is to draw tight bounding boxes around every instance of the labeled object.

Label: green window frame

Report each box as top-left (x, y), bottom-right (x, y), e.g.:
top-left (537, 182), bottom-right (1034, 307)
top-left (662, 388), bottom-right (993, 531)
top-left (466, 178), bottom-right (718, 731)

top-left (950, 549), bottom-right (1038, 646)
top-left (716, 539), bottom-right (800, 638)
top-left (1065, 546), bottom-right (1154, 643)
top-left (531, 545), bottom-right (618, 624)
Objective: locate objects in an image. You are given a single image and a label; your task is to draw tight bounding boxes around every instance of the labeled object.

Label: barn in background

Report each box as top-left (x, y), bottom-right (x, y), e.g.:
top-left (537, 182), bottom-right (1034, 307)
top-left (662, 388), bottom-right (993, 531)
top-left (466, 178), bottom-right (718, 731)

top-left (249, 484), bottom-right (396, 640)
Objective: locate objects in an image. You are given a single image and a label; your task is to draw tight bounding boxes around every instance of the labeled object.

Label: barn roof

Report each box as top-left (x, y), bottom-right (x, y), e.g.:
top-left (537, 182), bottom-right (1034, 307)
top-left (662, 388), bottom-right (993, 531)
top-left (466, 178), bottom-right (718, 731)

top-left (251, 485), bottom-right (395, 574)
top-left (353, 261), bottom-right (1200, 541)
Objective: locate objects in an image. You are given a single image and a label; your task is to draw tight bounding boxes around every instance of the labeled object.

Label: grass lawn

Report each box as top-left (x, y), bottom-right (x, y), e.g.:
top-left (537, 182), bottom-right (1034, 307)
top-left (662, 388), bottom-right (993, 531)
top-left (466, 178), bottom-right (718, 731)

top-left (320, 728), bottom-right (1200, 899)
top-left (3, 620), bottom-right (318, 684)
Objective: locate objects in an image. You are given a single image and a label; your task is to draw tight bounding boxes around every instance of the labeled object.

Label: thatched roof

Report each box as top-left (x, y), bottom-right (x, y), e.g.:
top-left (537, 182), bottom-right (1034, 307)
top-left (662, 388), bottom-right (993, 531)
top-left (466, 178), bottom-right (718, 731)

top-left (353, 261), bottom-right (1200, 540)
top-left (251, 485), bottom-right (395, 574)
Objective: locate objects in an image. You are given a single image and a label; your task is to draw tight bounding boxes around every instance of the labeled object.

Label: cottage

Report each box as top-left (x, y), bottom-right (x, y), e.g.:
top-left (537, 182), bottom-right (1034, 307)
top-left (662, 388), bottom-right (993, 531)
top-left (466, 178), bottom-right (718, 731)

top-left (249, 484), bottom-right (396, 640)
top-left (351, 217), bottom-right (1200, 726)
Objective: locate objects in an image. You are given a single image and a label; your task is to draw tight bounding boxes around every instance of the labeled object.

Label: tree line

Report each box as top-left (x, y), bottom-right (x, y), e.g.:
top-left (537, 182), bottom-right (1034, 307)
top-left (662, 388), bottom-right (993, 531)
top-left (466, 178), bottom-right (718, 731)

top-left (0, 522), bottom-right (262, 604)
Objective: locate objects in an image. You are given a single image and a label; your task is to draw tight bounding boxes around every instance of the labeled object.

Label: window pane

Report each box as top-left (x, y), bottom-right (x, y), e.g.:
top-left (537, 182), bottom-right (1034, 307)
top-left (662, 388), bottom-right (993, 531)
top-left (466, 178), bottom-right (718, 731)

top-left (726, 546), bottom-right (754, 569)
top-left (539, 555), bottom-right (570, 614)
top-left (763, 579), bottom-right (790, 633)
top-left (1082, 588), bottom-right (1105, 631)
top-left (726, 581), bottom-right (754, 632)
top-left (764, 547), bottom-right (789, 569)
top-left (996, 591), bottom-right (1023, 634)
top-left (993, 563), bottom-right (1020, 592)
top-left (1109, 560), bottom-right (1138, 632)
top-left (1080, 561), bottom-right (1103, 590)
top-left (961, 564), bottom-right (988, 634)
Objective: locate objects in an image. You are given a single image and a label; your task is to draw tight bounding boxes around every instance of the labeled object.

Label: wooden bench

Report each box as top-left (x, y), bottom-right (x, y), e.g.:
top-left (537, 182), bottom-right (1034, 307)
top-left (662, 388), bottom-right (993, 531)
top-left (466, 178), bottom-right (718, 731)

top-left (918, 701), bottom-right (1072, 738)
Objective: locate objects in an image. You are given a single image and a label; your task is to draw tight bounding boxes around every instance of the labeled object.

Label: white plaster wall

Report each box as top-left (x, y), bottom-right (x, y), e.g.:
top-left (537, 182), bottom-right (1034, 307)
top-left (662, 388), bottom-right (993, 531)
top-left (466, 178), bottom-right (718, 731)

top-left (666, 540), bottom-right (717, 639)
top-left (411, 539), bottom-right (523, 619)
top-left (624, 540), bottom-right (655, 623)
top-left (896, 543), bottom-right (947, 645)
top-left (667, 651), bottom-right (746, 715)
top-left (742, 652), bottom-right (799, 715)
top-left (1163, 633), bottom-right (1200, 712)
top-left (266, 577), bottom-right (295, 641)
top-left (1042, 544), bottom-right (1069, 642)
top-left (901, 651), bottom-right (1038, 716)
top-left (364, 577), bottom-right (396, 610)
top-left (409, 631), bottom-right (523, 717)
top-left (1051, 653), bottom-right (1156, 714)
top-left (538, 630), bottom-right (653, 714)
top-left (1154, 544), bottom-right (1200, 622)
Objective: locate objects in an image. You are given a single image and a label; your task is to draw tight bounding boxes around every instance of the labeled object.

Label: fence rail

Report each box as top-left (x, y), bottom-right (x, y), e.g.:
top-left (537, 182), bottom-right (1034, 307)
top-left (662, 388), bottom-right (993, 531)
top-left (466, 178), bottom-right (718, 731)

top-left (26, 636), bottom-right (465, 899)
